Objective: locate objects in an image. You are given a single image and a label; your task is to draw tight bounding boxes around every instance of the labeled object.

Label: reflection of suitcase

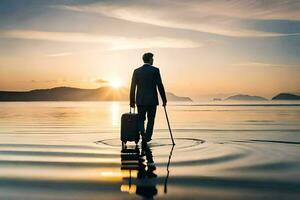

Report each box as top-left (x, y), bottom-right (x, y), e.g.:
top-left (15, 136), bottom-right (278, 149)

top-left (121, 108), bottom-right (140, 146)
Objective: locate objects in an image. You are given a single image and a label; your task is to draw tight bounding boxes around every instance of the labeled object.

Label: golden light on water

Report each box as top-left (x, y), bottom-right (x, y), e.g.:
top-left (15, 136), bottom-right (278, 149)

top-left (111, 102), bottom-right (120, 127)
top-left (96, 171), bottom-right (123, 182)
top-left (120, 184), bottom-right (137, 194)
top-left (100, 171), bottom-right (123, 177)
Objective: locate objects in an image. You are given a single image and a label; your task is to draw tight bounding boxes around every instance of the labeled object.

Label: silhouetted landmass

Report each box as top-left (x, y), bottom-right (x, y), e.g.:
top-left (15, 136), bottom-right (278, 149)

top-left (226, 94), bottom-right (267, 101)
top-left (213, 98), bottom-right (222, 101)
top-left (272, 93), bottom-right (300, 100)
top-left (0, 86), bottom-right (192, 102)
top-left (166, 92), bottom-right (192, 102)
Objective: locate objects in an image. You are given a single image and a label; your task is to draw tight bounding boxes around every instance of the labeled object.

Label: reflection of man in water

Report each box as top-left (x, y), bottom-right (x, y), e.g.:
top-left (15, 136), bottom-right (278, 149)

top-left (136, 142), bottom-right (157, 198)
top-left (130, 52), bottom-right (167, 143)
top-left (120, 143), bottom-right (157, 199)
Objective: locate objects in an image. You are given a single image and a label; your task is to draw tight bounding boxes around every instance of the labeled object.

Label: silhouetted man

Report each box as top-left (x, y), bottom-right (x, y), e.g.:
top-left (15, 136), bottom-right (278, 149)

top-left (130, 52), bottom-right (167, 142)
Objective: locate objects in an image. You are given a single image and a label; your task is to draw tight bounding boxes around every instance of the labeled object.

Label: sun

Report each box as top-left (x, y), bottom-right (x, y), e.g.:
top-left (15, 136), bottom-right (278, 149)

top-left (109, 79), bottom-right (122, 88)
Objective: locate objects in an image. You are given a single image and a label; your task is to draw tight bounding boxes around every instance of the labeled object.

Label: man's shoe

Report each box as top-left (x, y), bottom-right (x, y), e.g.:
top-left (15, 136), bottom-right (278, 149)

top-left (147, 162), bottom-right (156, 171)
top-left (142, 138), bottom-right (147, 145)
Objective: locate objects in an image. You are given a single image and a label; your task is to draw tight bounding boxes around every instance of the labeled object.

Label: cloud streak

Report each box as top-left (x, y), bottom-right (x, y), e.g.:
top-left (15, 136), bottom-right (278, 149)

top-left (231, 62), bottom-right (300, 68)
top-left (95, 79), bottom-right (109, 84)
top-left (46, 52), bottom-right (72, 57)
top-left (186, 0), bottom-right (300, 21)
top-left (0, 29), bottom-right (202, 50)
top-left (58, 0), bottom-right (300, 37)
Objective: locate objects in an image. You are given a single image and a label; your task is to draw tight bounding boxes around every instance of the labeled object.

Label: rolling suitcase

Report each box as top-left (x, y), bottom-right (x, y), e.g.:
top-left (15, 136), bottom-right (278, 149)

top-left (121, 107), bottom-right (140, 146)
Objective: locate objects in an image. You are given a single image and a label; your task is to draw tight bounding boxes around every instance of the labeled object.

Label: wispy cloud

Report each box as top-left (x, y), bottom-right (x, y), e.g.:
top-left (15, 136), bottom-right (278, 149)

top-left (19, 79), bottom-right (64, 84)
top-left (231, 62), bottom-right (300, 68)
top-left (58, 0), bottom-right (300, 37)
top-left (185, 0), bottom-right (300, 21)
top-left (46, 52), bottom-right (72, 57)
top-left (0, 29), bottom-right (201, 50)
top-left (95, 79), bottom-right (109, 84)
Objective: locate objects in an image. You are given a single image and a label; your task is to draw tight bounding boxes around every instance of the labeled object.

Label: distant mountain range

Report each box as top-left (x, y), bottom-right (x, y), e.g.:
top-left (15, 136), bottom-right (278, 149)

top-left (218, 93), bottom-right (300, 101)
top-left (1, 87), bottom-right (299, 102)
top-left (0, 86), bottom-right (192, 102)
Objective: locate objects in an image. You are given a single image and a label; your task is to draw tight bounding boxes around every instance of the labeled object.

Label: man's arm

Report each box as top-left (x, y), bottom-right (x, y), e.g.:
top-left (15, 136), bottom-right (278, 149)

top-left (130, 70), bottom-right (137, 107)
top-left (156, 69), bottom-right (167, 106)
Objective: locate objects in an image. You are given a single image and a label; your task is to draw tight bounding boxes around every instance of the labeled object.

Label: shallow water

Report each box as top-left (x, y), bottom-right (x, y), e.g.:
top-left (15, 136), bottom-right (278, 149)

top-left (0, 101), bottom-right (299, 200)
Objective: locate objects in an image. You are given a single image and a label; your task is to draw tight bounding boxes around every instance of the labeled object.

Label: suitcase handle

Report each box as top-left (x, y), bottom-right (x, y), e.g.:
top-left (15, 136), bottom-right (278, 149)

top-left (130, 107), bottom-right (136, 113)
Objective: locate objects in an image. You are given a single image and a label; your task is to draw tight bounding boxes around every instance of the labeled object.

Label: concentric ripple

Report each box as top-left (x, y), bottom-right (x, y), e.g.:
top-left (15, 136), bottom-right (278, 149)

top-left (95, 137), bottom-right (205, 149)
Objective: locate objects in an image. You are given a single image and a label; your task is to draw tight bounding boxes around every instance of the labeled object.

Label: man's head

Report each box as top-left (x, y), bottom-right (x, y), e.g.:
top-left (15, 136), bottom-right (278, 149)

top-left (142, 52), bottom-right (154, 65)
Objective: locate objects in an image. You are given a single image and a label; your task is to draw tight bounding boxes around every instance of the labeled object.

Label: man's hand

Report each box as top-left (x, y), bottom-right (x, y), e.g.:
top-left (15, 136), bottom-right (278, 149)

top-left (130, 102), bottom-right (135, 108)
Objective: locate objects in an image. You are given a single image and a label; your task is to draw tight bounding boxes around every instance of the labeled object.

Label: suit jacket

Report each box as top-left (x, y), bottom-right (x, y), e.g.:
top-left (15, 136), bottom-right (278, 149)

top-left (130, 64), bottom-right (167, 106)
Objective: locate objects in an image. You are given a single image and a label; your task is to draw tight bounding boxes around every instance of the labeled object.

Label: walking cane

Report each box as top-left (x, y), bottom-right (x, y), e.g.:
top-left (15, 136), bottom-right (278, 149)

top-left (163, 106), bottom-right (175, 145)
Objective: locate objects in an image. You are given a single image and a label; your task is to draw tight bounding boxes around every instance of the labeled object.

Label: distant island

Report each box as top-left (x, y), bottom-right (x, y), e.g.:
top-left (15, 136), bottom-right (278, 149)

top-left (225, 94), bottom-right (267, 101)
top-left (213, 98), bottom-right (222, 101)
top-left (0, 86), bottom-right (192, 102)
top-left (166, 92), bottom-right (192, 101)
top-left (272, 93), bottom-right (300, 100)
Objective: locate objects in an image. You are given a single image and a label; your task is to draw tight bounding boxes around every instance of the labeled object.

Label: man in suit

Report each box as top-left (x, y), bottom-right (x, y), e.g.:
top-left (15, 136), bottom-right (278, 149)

top-left (130, 52), bottom-right (167, 142)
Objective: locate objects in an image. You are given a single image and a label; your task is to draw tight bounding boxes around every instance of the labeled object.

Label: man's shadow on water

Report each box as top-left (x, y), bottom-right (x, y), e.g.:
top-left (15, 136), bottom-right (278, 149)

top-left (120, 142), bottom-right (174, 199)
top-left (120, 142), bottom-right (157, 199)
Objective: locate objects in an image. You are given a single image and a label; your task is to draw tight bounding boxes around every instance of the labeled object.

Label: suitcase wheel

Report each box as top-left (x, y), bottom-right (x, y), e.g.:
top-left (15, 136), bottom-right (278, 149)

top-left (122, 141), bottom-right (126, 149)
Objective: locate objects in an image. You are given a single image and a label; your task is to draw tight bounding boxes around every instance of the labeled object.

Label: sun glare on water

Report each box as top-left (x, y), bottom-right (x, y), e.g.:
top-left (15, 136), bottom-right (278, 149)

top-left (109, 79), bottom-right (122, 88)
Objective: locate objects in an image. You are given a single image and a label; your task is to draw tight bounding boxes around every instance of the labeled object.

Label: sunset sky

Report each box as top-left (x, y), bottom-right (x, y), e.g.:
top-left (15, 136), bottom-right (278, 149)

top-left (0, 0), bottom-right (299, 99)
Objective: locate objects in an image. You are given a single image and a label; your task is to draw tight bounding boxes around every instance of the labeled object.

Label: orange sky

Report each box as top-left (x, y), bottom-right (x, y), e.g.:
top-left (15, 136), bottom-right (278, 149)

top-left (0, 0), bottom-right (299, 99)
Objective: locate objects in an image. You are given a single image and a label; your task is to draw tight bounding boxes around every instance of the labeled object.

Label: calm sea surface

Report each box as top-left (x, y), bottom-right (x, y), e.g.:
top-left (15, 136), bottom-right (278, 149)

top-left (0, 101), bottom-right (299, 200)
